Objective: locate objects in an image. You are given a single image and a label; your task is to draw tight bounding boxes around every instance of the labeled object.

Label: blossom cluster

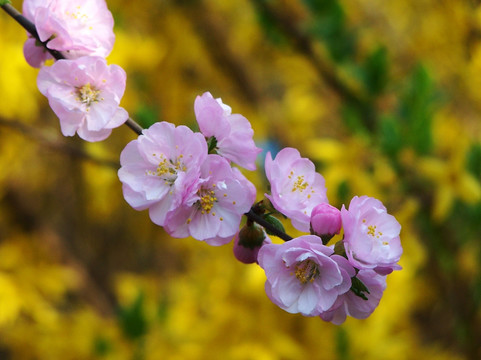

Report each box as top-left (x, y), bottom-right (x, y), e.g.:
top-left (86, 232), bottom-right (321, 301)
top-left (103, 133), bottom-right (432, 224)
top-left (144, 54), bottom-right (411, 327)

top-left (14, 0), bottom-right (403, 325)
top-left (118, 94), bottom-right (261, 245)
top-left (24, 0), bottom-right (128, 141)
top-left (257, 176), bottom-right (402, 323)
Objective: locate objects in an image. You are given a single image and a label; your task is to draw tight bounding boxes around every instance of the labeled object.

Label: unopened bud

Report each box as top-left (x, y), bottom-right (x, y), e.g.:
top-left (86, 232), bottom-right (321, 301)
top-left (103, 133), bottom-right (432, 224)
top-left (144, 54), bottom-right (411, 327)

top-left (233, 224), bottom-right (270, 264)
top-left (310, 203), bottom-right (342, 244)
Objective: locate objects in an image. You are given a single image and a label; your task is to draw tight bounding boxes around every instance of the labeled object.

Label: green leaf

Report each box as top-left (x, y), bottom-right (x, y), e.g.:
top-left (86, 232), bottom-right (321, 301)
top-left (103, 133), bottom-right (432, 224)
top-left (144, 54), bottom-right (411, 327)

top-left (335, 327), bottom-right (351, 360)
top-left (117, 292), bottom-right (148, 340)
top-left (251, 0), bottom-right (288, 47)
top-left (0, 0), bottom-right (12, 6)
top-left (341, 104), bottom-right (369, 136)
top-left (361, 46), bottom-right (389, 96)
top-left (378, 115), bottom-right (403, 159)
top-left (157, 294), bottom-right (169, 323)
top-left (467, 143), bottom-right (481, 178)
top-left (303, 0), bottom-right (356, 62)
top-left (350, 276), bottom-right (370, 300)
top-left (399, 64), bottom-right (437, 155)
top-left (337, 180), bottom-right (351, 205)
top-left (135, 104), bottom-right (160, 129)
top-left (263, 214), bottom-right (286, 236)
top-left (92, 336), bottom-right (112, 357)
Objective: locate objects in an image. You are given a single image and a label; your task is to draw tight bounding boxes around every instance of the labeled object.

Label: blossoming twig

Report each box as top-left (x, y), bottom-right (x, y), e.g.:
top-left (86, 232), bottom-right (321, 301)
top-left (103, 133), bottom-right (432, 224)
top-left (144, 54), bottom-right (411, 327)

top-left (1, 0), bottom-right (404, 325)
top-left (1, 3), bottom-right (65, 61)
top-left (1, 3), bottom-right (143, 138)
top-left (0, 2), bottom-right (294, 241)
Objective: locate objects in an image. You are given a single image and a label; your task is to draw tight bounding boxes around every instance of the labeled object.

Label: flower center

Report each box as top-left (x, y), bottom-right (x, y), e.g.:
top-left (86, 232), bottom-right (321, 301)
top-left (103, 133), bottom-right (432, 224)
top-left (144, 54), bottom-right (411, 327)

top-left (294, 259), bottom-right (320, 284)
top-left (77, 83), bottom-right (100, 106)
top-left (290, 173), bottom-right (308, 193)
top-left (198, 188), bottom-right (217, 215)
top-left (363, 219), bottom-right (386, 244)
top-left (147, 154), bottom-right (186, 184)
top-left (65, 6), bottom-right (89, 22)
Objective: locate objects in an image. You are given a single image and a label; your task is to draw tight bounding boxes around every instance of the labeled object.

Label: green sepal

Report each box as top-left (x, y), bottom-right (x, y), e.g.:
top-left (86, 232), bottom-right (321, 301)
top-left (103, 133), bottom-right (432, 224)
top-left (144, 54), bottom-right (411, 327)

top-left (350, 276), bottom-right (370, 301)
top-left (206, 136), bottom-right (218, 154)
top-left (0, 0), bottom-right (12, 6)
top-left (263, 214), bottom-right (286, 237)
top-left (333, 240), bottom-right (346, 257)
top-left (238, 223), bottom-right (266, 249)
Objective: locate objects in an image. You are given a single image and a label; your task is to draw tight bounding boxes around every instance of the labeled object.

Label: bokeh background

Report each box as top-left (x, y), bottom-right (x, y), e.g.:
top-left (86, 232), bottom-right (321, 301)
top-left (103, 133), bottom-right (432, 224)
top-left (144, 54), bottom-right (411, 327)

top-left (1, 0), bottom-right (481, 359)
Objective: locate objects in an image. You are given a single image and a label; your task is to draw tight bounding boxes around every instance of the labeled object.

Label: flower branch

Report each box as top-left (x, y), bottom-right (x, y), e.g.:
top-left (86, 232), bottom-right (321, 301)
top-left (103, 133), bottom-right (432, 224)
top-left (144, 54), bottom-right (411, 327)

top-left (1, 0), bottom-right (403, 325)
top-left (1, 3), bottom-right (65, 61)
top-left (1, 2), bottom-right (143, 137)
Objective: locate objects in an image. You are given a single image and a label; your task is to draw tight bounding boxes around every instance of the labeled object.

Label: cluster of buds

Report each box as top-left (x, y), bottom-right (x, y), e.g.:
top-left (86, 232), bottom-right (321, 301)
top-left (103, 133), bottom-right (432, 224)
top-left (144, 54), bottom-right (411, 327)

top-left (7, 0), bottom-right (402, 325)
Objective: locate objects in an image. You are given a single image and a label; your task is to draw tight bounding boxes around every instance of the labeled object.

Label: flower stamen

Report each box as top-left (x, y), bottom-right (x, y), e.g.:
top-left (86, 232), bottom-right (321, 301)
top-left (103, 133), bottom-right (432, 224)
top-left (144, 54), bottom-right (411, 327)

top-left (294, 259), bottom-right (320, 284)
top-left (292, 175), bottom-right (309, 193)
top-left (77, 83), bottom-right (100, 106)
top-left (199, 189), bottom-right (217, 214)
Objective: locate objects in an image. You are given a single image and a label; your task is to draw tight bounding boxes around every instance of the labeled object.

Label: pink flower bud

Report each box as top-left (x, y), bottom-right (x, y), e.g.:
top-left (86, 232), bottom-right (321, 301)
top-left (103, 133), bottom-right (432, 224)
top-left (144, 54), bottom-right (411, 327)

top-left (233, 225), bottom-right (270, 264)
top-left (310, 203), bottom-right (342, 241)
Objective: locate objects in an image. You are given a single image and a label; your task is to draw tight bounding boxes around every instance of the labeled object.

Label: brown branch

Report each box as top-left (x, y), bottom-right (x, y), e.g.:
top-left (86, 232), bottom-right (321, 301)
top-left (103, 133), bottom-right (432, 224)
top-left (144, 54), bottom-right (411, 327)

top-left (0, 117), bottom-right (119, 168)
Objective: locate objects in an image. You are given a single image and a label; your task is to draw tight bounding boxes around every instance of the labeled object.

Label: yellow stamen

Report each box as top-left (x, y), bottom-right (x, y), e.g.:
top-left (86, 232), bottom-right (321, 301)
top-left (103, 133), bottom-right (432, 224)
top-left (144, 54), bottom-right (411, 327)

top-left (294, 260), bottom-right (319, 284)
top-left (292, 175), bottom-right (309, 193)
top-left (77, 83), bottom-right (100, 106)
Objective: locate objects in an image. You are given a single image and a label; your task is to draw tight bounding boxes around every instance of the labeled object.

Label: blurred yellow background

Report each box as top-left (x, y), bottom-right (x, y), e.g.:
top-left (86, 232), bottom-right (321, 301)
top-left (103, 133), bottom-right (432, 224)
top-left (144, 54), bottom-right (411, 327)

top-left (1, 0), bottom-right (481, 359)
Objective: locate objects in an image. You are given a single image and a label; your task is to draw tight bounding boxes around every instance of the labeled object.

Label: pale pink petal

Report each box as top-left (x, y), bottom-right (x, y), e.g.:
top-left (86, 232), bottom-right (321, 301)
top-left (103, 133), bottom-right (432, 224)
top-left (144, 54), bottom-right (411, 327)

top-left (37, 56), bottom-right (128, 142)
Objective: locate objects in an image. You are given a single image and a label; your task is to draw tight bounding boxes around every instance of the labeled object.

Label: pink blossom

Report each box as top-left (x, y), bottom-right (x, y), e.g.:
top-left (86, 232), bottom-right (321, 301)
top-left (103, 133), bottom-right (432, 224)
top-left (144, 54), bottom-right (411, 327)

top-left (118, 122), bottom-right (208, 226)
top-left (164, 155), bottom-right (256, 246)
top-left (310, 203), bottom-right (342, 240)
top-left (23, 0), bottom-right (115, 67)
top-left (257, 235), bottom-right (353, 316)
top-left (37, 56), bottom-right (128, 141)
top-left (194, 92), bottom-right (262, 170)
top-left (320, 269), bottom-right (387, 325)
top-left (341, 196), bottom-right (402, 274)
top-left (265, 148), bottom-right (328, 232)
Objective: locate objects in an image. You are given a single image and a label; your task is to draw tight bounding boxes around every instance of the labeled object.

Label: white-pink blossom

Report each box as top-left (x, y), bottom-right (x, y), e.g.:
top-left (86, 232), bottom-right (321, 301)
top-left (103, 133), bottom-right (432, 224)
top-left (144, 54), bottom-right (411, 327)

top-left (118, 121), bottom-right (208, 226)
top-left (194, 92), bottom-right (262, 171)
top-left (265, 148), bottom-right (328, 232)
top-left (341, 196), bottom-right (402, 274)
top-left (164, 154), bottom-right (256, 246)
top-left (37, 56), bottom-right (128, 141)
top-left (23, 0), bottom-right (115, 67)
top-left (257, 235), bottom-right (353, 316)
top-left (320, 269), bottom-right (387, 325)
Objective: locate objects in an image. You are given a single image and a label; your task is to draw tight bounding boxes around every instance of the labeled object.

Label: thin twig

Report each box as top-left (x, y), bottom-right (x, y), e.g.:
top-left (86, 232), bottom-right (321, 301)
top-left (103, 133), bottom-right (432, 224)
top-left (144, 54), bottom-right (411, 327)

top-left (1, 3), bottom-right (65, 60)
top-left (0, 117), bottom-right (120, 168)
top-left (125, 117), bottom-right (144, 135)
